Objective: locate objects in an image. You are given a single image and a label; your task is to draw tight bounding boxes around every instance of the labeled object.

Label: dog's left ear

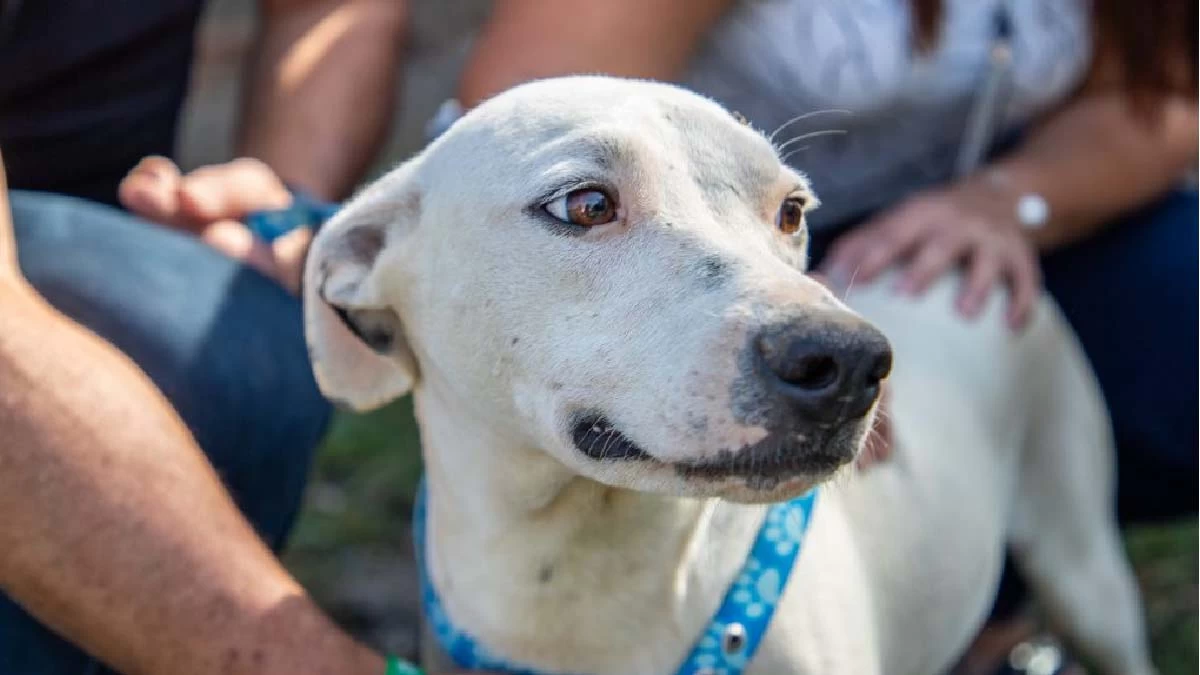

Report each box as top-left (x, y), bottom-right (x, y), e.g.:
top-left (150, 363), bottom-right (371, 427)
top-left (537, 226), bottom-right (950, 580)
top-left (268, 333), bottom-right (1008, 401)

top-left (303, 177), bottom-right (420, 412)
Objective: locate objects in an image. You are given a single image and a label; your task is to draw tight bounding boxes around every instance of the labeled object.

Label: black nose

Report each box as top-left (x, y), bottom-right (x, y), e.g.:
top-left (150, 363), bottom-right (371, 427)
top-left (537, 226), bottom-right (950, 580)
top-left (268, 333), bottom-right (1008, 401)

top-left (755, 317), bottom-right (892, 424)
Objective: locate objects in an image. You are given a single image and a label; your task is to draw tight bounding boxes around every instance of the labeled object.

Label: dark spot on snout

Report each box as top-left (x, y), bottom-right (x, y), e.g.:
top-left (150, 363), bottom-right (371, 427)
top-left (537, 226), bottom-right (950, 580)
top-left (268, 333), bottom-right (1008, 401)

top-left (570, 412), bottom-right (650, 461)
top-left (696, 255), bottom-right (730, 290)
top-left (511, 336), bottom-right (520, 346)
top-left (538, 565), bottom-right (554, 583)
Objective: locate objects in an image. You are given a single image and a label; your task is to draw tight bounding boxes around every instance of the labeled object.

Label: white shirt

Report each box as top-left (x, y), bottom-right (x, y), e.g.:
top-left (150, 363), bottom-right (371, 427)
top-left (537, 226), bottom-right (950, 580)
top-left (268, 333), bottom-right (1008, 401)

top-left (685, 0), bottom-right (1091, 229)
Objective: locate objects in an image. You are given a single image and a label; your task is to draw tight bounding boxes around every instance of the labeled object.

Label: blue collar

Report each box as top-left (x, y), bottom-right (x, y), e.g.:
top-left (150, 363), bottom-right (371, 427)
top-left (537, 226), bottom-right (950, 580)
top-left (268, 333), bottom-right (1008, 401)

top-left (413, 481), bottom-right (819, 675)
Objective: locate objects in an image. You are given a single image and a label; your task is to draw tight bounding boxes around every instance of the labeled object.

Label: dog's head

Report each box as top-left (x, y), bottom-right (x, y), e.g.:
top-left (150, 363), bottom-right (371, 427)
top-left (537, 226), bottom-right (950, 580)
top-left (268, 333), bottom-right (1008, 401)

top-left (304, 77), bottom-right (890, 503)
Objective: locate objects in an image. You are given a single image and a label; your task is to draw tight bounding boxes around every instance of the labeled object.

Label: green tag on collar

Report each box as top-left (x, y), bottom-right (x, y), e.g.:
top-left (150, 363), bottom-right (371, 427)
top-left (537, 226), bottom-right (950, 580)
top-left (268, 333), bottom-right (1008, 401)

top-left (385, 655), bottom-right (423, 675)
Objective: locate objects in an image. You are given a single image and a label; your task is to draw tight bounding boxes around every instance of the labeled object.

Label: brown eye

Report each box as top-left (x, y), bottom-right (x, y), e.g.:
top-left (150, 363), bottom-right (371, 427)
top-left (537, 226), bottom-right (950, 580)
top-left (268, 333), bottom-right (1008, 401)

top-left (545, 188), bottom-right (618, 227)
top-left (776, 196), bottom-right (807, 235)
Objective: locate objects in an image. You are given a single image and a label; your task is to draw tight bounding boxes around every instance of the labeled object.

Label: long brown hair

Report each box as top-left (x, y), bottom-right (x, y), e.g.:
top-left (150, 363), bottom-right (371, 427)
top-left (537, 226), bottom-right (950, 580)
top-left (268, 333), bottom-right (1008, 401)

top-left (910, 0), bottom-right (1197, 105)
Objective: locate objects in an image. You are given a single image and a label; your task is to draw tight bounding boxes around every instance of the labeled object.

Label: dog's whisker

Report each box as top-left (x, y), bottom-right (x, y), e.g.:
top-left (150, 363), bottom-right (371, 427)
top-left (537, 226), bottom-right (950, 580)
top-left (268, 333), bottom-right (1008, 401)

top-left (780, 145), bottom-right (814, 164)
top-left (842, 265), bottom-right (863, 301)
top-left (600, 431), bottom-right (617, 460)
top-left (768, 109), bottom-right (854, 143)
top-left (587, 431), bottom-right (605, 460)
top-left (775, 129), bottom-right (848, 157)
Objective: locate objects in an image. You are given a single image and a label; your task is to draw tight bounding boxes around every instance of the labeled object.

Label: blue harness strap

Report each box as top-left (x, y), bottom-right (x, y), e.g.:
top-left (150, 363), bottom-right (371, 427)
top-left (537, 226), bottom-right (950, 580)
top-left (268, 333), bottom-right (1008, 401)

top-left (414, 481), bottom-right (818, 675)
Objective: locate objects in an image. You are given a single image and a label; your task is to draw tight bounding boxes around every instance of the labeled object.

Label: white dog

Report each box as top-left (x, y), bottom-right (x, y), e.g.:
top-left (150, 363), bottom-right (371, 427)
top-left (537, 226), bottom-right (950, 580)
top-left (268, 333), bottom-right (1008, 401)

top-left (302, 77), bottom-right (1155, 675)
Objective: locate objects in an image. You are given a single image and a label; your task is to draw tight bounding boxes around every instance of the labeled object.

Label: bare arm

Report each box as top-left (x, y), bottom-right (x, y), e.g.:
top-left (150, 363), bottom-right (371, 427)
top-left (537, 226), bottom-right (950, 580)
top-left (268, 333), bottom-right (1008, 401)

top-left (238, 0), bottom-right (406, 200)
top-left (0, 157), bottom-right (382, 675)
top-left (457, 0), bottom-right (736, 109)
top-left (981, 69), bottom-right (1196, 253)
top-left (984, 93), bottom-right (1195, 252)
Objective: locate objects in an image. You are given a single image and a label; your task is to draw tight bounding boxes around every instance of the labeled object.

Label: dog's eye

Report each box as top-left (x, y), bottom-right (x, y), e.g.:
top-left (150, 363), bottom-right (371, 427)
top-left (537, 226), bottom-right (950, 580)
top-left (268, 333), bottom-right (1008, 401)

top-left (776, 196), bottom-right (807, 235)
top-left (544, 188), bottom-right (617, 227)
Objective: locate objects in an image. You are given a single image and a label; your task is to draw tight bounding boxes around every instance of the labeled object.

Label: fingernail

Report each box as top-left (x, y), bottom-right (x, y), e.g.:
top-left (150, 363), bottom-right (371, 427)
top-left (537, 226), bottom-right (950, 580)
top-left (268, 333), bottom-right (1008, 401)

top-left (145, 167), bottom-right (171, 184)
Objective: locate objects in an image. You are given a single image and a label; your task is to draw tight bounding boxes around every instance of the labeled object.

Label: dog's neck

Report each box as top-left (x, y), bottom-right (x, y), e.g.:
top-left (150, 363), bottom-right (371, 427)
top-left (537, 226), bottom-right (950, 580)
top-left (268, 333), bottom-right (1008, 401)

top-left (412, 381), bottom-right (765, 674)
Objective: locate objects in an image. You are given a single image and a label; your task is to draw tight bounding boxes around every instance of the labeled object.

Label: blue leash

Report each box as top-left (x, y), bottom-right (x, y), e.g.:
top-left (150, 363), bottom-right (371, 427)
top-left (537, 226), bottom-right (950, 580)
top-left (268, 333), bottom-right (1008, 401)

top-left (414, 481), bottom-right (818, 675)
top-left (243, 185), bottom-right (341, 243)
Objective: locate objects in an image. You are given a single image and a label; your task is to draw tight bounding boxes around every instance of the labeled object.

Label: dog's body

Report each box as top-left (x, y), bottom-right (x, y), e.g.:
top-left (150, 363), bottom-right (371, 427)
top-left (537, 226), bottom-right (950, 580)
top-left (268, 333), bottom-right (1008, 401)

top-left (303, 77), bottom-right (1154, 675)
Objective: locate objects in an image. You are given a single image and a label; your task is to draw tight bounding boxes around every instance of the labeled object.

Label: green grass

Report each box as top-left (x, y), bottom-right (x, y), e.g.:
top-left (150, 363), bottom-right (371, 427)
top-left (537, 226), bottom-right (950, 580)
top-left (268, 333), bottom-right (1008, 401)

top-left (1125, 523), bottom-right (1198, 673)
top-left (286, 403), bottom-right (1199, 673)
top-left (286, 399), bottom-right (423, 553)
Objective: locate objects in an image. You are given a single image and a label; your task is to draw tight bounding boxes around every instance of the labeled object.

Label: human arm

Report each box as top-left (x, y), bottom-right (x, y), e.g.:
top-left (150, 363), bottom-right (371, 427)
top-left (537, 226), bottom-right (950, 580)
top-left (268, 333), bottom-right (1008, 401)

top-left (116, 0), bottom-right (405, 292)
top-left (456, 0), bottom-right (736, 109)
top-left (122, 0), bottom-right (730, 290)
top-left (978, 91), bottom-right (1196, 253)
top-left (0, 154), bottom-right (387, 675)
top-left (820, 78), bottom-right (1197, 330)
top-left (238, 0), bottom-right (407, 201)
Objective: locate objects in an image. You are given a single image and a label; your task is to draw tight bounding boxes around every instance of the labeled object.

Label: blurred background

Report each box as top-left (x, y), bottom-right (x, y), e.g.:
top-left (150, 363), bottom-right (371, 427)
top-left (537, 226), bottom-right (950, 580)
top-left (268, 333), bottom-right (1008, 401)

top-left (175, 0), bottom-right (1196, 670)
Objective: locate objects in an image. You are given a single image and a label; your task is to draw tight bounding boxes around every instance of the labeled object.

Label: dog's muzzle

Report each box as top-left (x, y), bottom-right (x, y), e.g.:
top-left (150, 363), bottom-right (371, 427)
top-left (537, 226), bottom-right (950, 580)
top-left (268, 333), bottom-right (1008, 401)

top-left (568, 310), bottom-right (891, 487)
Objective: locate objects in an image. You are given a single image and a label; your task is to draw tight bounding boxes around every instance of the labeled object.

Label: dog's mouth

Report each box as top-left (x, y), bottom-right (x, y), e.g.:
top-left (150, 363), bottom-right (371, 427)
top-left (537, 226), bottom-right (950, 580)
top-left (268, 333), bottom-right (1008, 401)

top-left (570, 412), bottom-right (855, 487)
top-left (674, 441), bottom-right (848, 490)
top-left (571, 414), bottom-right (652, 461)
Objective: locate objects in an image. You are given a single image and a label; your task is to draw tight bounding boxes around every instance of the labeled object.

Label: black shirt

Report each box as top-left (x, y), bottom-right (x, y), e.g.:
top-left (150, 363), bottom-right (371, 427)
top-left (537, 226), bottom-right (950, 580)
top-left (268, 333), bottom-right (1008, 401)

top-left (0, 0), bottom-right (206, 205)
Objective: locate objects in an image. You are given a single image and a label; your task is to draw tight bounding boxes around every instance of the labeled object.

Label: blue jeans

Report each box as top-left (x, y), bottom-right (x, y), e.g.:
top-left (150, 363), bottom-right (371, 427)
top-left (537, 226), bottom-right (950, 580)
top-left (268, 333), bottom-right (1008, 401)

top-left (1, 192), bottom-right (332, 674)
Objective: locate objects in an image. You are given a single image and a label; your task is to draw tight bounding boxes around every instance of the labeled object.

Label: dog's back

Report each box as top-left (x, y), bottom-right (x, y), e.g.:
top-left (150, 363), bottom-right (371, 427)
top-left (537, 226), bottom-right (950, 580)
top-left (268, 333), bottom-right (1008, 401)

top-left (807, 270), bottom-right (1153, 675)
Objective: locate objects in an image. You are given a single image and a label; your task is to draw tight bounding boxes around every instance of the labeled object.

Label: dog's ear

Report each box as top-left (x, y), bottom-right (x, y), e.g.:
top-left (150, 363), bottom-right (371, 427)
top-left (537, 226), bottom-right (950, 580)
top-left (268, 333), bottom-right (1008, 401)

top-left (303, 177), bottom-right (421, 412)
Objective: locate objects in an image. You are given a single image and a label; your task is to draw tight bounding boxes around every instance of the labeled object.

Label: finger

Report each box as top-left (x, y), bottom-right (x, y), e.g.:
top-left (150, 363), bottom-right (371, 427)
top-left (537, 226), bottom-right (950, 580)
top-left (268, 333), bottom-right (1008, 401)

top-left (849, 203), bottom-right (938, 283)
top-left (851, 223), bottom-right (926, 284)
top-left (894, 233), bottom-right (968, 295)
top-left (1004, 247), bottom-right (1042, 331)
top-left (200, 220), bottom-right (282, 281)
top-left (955, 249), bottom-right (1003, 318)
top-left (819, 230), bottom-right (874, 288)
top-left (823, 199), bottom-right (938, 286)
top-left (178, 158), bottom-right (292, 224)
top-left (271, 227), bottom-right (314, 296)
top-left (118, 156), bottom-right (187, 227)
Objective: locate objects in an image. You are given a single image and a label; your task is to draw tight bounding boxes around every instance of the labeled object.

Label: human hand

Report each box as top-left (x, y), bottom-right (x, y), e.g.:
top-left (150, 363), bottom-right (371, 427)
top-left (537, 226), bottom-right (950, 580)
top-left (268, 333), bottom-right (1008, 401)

top-left (119, 156), bottom-right (311, 294)
top-left (818, 181), bottom-right (1042, 331)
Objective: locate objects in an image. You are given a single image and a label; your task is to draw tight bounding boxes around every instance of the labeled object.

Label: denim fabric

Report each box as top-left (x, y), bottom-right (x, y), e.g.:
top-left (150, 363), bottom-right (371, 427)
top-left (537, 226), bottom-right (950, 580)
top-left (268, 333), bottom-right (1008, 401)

top-left (1, 191), bottom-right (331, 674)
